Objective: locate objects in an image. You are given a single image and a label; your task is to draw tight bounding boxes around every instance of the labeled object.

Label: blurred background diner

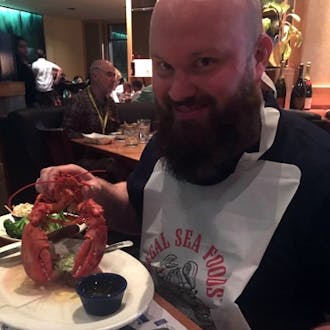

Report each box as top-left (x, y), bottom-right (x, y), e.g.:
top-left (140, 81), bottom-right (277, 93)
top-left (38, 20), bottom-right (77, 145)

top-left (62, 59), bottom-right (118, 138)
top-left (32, 49), bottom-right (63, 107)
top-left (14, 36), bottom-right (37, 107)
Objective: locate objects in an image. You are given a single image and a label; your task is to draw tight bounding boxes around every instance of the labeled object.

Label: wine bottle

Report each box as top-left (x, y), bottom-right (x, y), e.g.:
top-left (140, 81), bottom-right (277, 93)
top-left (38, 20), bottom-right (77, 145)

top-left (304, 61), bottom-right (313, 110)
top-left (290, 63), bottom-right (306, 110)
top-left (275, 60), bottom-right (286, 109)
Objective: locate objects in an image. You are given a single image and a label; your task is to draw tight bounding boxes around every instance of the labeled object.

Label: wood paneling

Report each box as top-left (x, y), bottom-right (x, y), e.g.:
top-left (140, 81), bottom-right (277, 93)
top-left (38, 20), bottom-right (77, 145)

top-left (0, 82), bottom-right (25, 97)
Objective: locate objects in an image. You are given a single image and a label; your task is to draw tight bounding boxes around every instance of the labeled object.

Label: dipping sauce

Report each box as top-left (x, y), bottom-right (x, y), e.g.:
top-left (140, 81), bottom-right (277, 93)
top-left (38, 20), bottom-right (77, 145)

top-left (76, 273), bottom-right (127, 316)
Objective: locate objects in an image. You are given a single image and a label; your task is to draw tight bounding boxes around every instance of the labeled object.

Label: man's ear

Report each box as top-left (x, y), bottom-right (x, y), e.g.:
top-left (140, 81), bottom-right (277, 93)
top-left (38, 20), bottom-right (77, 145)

top-left (254, 33), bottom-right (273, 80)
top-left (91, 70), bottom-right (98, 81)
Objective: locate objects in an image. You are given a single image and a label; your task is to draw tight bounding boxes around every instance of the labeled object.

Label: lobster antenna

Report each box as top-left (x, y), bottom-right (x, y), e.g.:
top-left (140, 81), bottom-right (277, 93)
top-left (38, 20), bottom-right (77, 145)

top-left (7, 170), bottom-right (107, 208)
top-left (7, 182), bottom-right (40, 209)
top-left (4, 204), bottom-right (12, 213)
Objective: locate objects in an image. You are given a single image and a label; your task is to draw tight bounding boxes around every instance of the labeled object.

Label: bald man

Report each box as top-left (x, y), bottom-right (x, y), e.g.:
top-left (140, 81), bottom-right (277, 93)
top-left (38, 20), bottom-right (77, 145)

top-left (39, 1), bottom-right (330, 329)
top-left (63, 59), bottom-right (119, 137)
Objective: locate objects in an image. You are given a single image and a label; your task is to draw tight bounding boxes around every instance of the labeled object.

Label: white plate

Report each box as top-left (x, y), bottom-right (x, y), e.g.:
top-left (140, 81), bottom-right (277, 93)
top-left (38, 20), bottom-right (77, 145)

top-left (0, 214), bottom-right (20, 243)
top-left (82, 133), bottom-right (115, 145)
top-left (0, 249), bottom-right (154, 330)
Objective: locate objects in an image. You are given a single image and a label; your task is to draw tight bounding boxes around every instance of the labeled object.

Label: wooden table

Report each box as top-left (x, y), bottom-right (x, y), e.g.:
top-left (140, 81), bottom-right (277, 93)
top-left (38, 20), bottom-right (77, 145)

top-left (154, 292), bottom-right (202, 329)
top-left (71, 138), bottom-right (146, 162)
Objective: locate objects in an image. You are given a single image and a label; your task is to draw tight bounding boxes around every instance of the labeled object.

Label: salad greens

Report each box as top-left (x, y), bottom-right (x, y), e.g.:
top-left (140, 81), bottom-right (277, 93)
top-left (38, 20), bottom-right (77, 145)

top-left (4, 211), bottom-right (70, 239)
top-left (55, 254), bottom-right (75, 272)
top-left (45, 211), bottom-right (68, 233)
top-left (4, 216), bottom-right (29, 239)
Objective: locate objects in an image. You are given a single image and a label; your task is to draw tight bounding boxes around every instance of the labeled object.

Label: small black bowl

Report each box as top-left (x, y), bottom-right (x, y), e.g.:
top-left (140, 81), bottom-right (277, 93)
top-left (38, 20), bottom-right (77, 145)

top-left (76, 273), bottom-right (127, 316)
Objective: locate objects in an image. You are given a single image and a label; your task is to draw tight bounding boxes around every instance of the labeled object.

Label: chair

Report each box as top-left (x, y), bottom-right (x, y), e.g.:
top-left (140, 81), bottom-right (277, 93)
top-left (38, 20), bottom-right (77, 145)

top-left (35, 123), bottom-right (74, 165)
top-left (117, 102), bottom-right (156, 124)
top-left (2, 107), bottom-right (65, 201)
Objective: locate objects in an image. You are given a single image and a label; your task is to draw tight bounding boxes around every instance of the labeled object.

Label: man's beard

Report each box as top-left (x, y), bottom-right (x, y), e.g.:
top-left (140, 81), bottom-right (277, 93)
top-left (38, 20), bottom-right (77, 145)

top-left (156, 73), bottom-right (262, 185)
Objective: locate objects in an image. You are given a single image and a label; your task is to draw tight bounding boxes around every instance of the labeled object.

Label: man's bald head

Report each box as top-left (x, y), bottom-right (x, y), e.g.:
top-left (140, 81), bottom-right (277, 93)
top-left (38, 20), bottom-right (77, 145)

top-left (90, 60), bottom-right (114, 76)
top-left (89, 59), bottom-right (116, 97)
top-left (151, 0), bottom-right (263, 52)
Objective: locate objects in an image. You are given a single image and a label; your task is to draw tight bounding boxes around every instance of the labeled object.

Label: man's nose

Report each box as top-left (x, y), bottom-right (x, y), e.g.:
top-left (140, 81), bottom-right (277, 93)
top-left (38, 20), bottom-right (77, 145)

top-left (168, 71), bottom-right (197, 102)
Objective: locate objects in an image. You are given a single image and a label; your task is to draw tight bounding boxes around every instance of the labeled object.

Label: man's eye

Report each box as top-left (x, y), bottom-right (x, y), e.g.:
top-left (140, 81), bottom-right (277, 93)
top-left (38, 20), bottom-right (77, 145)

top-left (195, 57), bottom-right (215, 68)
top-left (157, 61), bottom-right (173, 72)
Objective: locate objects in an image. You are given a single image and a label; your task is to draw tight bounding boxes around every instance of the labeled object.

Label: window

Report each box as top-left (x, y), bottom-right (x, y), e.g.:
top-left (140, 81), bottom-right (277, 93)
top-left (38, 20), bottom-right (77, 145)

top-left (108, 24), bottom-right (127, 80)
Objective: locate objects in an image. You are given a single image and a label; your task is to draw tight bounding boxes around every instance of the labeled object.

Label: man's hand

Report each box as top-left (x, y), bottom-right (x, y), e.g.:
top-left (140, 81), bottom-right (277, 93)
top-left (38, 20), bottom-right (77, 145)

top-left (37, 164), bottom-right (102, 200)
top-left (36, 164), bottom-right (140, 234)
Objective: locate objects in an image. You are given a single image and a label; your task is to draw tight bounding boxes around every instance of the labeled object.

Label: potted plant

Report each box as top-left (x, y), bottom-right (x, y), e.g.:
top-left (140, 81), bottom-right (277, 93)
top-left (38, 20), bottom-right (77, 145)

top-left (262, 0), bottom-right (303, 70)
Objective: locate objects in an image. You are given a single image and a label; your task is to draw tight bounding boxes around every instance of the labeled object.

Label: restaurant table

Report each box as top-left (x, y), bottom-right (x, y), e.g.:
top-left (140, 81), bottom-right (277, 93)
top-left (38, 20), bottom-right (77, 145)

top-left (71, 138), bottom-right (146, 163)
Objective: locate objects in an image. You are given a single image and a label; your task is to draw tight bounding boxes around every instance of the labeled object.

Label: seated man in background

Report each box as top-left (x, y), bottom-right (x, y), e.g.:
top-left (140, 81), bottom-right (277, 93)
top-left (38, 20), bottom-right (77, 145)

top-left (38, 0), bottom-right (330, 329)
top-left (32, 49), bottom-right (62, 107)
top-left (63, 59), bottom-right (119, 138)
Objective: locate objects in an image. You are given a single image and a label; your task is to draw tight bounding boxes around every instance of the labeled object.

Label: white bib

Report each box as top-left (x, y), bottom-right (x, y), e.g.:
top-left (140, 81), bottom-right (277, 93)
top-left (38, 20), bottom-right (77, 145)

top-left (140, 106), bottom-right (301, 329)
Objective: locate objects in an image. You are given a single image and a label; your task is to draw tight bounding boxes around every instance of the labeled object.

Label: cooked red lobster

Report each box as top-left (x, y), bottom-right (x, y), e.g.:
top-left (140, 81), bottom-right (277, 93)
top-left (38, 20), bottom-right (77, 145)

top-left (20, 173), bottom-right (108, 284)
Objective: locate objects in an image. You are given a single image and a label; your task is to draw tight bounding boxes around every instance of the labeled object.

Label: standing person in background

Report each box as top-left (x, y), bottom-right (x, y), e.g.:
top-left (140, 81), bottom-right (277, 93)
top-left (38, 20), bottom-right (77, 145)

top-left (15, 36), bottom-right (37, 107)
top-left (63, 59), bottom-right (119, 138)
top-left (32, 49), bottom-right (62, 107)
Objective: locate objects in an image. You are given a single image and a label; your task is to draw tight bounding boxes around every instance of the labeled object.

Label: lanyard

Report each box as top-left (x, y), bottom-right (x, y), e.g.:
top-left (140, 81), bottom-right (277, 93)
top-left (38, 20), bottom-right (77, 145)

top-left (87, 86), bottom-right (109, 134)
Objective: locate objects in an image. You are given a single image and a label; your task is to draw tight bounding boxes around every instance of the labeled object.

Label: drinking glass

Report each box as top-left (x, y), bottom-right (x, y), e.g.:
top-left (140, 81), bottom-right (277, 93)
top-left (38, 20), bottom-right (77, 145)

top-left (124, 123), bottom-right (139, 146)
top-left (138, 119), bottom-right (151, 143)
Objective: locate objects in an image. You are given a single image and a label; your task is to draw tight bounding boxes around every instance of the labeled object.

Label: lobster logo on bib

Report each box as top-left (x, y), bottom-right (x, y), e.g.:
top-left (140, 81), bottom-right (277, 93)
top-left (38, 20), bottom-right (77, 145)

top-left (144, 229), bottom-right (227, 329)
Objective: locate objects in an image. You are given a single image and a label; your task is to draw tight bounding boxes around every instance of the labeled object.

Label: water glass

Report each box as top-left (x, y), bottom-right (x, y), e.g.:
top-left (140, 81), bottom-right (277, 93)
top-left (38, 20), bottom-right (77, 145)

top-left (138, 119), bottom-right (151, 143)
top-left (124, 123), bottom-right (139, 146)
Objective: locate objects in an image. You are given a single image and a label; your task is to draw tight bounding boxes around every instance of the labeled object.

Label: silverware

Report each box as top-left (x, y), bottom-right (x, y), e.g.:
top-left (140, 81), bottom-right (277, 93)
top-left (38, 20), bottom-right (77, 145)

top-left (0, 238), bottom-right (134, 259)
top-left (47, 223), bottom-right (87, 243)
top-left (0, 241), bottom-right (21, 259)
top-left (104, 240), bottom-right (134, 253)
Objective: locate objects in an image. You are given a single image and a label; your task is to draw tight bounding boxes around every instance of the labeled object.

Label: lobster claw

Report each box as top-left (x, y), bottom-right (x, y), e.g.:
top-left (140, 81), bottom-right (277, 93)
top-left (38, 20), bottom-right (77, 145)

top-left (72, 199), bottom-right (108, 278)
top-left (21, 223), bottom-right (53, 284)
top-left (72, 223), bottom-right (107, 278)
